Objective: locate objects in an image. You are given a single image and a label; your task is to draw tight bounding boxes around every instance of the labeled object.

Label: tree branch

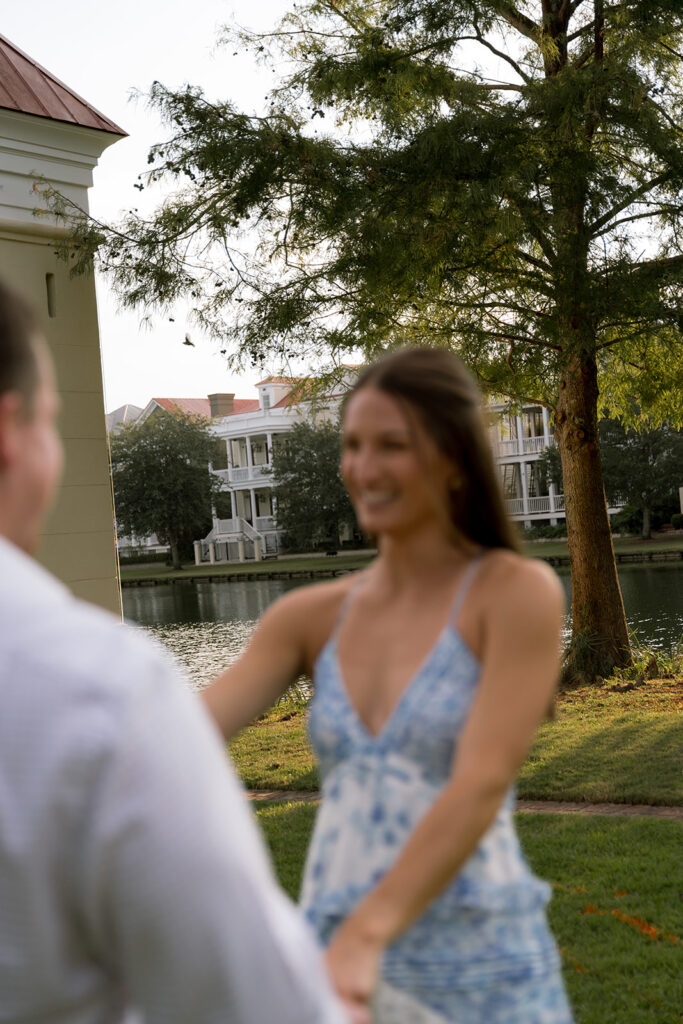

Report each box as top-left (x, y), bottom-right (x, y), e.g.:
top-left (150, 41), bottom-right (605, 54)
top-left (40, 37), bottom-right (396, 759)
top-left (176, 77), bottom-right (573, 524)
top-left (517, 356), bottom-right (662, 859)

top-left (593, 208), bottom-right (676, 237)
top-left (572, 43), bottom-right (595, 69)
top-left (588, 173), bottom-right (673, 234)
top-left (628, 253), bottom-right (683, 280)
top-left (479, 83), bottom-right (526, 92)
top-left (498, 4), bottom-right (541, 43)
top-left (463, 23), bottom-right (531, 83)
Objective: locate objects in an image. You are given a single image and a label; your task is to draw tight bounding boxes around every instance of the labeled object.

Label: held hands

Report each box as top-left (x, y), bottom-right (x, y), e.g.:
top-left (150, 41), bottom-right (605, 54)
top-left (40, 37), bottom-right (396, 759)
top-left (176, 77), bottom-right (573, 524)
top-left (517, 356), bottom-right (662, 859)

top-left (341, 998), bottom-right (373, 1024)
top-left (326, 917), bottom-right (384, 1020)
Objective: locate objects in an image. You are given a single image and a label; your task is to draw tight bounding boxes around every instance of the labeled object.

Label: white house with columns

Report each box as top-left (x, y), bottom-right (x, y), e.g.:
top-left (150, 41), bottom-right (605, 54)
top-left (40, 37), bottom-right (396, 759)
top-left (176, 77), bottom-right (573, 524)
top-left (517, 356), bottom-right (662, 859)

top-left (198, 376), bottom-right (341, 563)
top-left (195, 384), bottom-right (570, 564)
top-left (133, 377), bottom-right (622, 565)
top-left (489, 401), bottom-right (564, 526)
top-left (133, 378), bottom-right (341, 563)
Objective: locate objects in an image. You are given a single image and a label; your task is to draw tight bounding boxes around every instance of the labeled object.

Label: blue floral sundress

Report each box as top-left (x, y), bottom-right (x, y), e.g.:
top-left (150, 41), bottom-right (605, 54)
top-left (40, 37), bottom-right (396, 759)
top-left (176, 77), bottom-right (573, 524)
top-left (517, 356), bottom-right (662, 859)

top-left (301, 558), bottom-right (574, 1024)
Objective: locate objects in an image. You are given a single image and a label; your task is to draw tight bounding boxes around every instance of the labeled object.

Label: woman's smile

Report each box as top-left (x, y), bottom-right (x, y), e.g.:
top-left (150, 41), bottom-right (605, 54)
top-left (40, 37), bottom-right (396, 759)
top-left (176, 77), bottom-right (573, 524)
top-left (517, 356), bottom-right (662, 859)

top-left (341, 387), bottom-right (452, 536)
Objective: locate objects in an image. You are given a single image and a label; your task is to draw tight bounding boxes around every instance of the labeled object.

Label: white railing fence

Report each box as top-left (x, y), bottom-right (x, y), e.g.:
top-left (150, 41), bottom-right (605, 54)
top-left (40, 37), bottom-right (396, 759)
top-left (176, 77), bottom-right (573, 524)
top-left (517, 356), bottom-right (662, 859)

top-left (504, 494), bottom-right (566, 517)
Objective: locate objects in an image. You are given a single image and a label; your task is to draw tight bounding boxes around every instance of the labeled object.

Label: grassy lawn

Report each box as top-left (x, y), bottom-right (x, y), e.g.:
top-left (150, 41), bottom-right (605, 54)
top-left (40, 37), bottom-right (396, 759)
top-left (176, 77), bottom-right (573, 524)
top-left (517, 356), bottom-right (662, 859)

top-left (523, 534), bottom-right (683, 560)
top-left (231, 680), bottom-right (683, 804)
top-left (518, 678), bottom-right (682, 805)
top-left (120, 552), bottom-right (374, 582)
top-left (256, 804), bottom-right (682, 1024)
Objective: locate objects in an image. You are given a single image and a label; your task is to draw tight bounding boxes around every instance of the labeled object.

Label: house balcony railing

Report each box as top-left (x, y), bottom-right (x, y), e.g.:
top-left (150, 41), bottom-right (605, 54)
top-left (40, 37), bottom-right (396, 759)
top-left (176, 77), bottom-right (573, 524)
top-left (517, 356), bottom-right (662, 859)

top-left (505, 497), bottom-right (525, 515)
top-left (212, 515), bottom-right (278, 537)
top-left (504, 494), bottom-right (566, 518)
top-left (213, 464), bottom-right (272, 485)
top-left (255, 516), bottom-right (277, 531)
top-left (493, 436), bottom-right (552, 458)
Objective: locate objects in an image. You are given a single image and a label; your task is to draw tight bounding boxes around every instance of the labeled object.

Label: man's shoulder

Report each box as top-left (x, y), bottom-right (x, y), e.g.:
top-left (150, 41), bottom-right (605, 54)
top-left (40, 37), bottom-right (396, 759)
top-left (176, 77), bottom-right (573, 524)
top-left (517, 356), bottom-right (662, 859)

top-left (0, 540), bottom-right (177, 713)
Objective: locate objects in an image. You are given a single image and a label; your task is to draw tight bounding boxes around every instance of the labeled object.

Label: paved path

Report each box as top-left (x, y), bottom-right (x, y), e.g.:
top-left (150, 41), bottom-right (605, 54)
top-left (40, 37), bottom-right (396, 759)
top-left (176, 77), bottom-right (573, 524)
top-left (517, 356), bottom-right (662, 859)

top-left (247, 790), bottom-right (683, 821)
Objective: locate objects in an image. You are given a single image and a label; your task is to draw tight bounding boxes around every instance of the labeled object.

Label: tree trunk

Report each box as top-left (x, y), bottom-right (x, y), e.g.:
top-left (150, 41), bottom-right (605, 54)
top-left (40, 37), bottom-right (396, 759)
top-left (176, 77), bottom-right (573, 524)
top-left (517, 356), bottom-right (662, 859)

top-left (554, 350), bottom-right (632, 684)
top-left (641, 505), bottom-right (651, 540)
top-left (169, 535), bottom-right (182, 571)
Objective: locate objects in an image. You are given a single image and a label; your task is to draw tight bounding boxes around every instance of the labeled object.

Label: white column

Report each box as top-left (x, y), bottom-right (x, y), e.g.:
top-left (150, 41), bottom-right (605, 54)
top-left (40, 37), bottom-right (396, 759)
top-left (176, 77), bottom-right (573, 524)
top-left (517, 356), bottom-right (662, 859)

top-left (253, 537), bottom-right (262, 562)
top-left (208, 542), bottom-right (216, 565)
top-left (250, 488), bottom-right (257, 525)
top-left (520, 461), bottom-right (530, 520)
top-left (246, 436), bottom-right (253, 469)
top-left (230, 489), bottom-right (237, 521)
top-left (193, 541), bottom-right (201, 566)
top-left (516, 415), bottom-right (524, 456)
top-left (549, 482), bottom-right (558, 526)
top-left (541, 406), bottom-right (551, 446)
top-left (237, 539), bottom-right (246, 563)
top-left (267, 432), bottom-right (273, 464)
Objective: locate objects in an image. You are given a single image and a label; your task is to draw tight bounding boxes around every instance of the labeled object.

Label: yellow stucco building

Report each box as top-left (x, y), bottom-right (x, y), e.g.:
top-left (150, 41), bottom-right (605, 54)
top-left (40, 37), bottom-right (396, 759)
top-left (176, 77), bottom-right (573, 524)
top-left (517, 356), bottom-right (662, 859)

top-left (0, 34), bottom-right (125, 614)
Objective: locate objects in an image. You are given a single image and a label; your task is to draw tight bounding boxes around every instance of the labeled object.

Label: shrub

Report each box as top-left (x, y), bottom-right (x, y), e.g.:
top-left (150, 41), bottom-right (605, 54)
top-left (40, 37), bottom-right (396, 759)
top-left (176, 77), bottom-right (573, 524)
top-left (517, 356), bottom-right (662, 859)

top-left (672, 512), bottom-right (683, 529)
top-left (610, 505), bottom-right (641, 535)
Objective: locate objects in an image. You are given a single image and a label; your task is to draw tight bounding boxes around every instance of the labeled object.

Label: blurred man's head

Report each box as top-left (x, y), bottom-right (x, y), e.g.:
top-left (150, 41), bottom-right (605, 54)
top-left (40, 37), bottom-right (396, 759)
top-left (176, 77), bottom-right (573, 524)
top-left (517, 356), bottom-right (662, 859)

top-left (0, 281), bottom-right (63, 553)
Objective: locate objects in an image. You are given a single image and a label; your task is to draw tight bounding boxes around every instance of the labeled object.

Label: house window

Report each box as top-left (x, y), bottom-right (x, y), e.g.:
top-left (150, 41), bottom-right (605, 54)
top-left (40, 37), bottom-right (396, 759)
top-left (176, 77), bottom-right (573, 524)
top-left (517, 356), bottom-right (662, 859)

top-left (522, 407), bottom-right (544, 438)
top-left (498, 412), bottom-right (518, 442)
top-left (262, 394), bottom-right (271, 411)
top-left (500, 464), bottom-right (522, 499)
top-left (211, 440), bottom-right (228, 470)
top-left (527, 460), bottom-right (548, 498)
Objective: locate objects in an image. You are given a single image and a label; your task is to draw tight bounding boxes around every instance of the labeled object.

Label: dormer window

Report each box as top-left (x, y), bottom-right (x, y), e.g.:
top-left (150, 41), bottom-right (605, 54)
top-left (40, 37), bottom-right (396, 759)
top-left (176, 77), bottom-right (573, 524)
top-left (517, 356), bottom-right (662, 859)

top-left (262, 393), bottom-right (271, 411)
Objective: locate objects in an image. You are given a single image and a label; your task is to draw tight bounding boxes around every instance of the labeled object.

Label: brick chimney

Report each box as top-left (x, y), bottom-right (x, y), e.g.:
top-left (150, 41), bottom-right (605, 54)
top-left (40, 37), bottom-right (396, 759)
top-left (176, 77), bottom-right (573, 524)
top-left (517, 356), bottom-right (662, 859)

top-left (208, 393), bottom-right (235, 417)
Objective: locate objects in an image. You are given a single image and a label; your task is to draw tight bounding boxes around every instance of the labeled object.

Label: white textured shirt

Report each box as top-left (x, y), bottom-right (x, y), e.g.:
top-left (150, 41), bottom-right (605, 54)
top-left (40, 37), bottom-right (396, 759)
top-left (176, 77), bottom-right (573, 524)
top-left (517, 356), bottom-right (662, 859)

top-left (0, 537), bottom-right (345, 1024)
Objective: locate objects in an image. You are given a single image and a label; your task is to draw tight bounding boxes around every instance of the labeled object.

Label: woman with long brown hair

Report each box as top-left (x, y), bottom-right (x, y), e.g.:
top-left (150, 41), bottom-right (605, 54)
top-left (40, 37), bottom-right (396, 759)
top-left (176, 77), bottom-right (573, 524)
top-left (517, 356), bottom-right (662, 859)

top-left (204, 347), bottom-right (573, 1023)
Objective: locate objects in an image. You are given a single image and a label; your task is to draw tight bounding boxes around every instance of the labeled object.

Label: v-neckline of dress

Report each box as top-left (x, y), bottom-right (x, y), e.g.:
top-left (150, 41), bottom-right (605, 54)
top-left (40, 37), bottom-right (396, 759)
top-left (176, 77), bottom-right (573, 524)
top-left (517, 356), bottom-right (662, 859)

top-left (326, 552), bottom-right (485, 744)
top-left (332, 623), bottom-right (475, 744)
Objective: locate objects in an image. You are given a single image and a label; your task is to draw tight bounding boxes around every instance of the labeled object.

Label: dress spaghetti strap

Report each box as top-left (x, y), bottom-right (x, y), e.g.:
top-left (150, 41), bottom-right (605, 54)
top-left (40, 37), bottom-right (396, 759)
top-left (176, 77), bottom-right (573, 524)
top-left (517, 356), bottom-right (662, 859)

top-left (328, 572), bottom-right (368, 640)
top-left (449, 550), bottom-right (486, 625)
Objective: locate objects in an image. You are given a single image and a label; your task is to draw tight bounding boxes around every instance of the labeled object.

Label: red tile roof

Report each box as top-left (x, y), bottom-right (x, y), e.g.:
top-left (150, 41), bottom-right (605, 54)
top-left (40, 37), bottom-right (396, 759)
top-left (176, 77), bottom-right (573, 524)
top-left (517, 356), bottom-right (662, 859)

top-left (232, 399), bottom-right (261, 414)
top-left (152, 398), bottom-right (211, 417)
top-left (152, 397), bottom-right (261, 418)
top-left (255, 375), bottom-right (302, 387)
top-left (0, 34), bottom-right (126, 135)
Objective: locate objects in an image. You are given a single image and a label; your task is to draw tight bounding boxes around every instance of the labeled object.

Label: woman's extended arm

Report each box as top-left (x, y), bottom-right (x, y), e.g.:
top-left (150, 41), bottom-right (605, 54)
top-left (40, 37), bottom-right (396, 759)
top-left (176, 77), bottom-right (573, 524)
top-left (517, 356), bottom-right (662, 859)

top-left (325, 558), bottom-right (565, 1005)
top-left (202, 589), bottom-right (311, 738)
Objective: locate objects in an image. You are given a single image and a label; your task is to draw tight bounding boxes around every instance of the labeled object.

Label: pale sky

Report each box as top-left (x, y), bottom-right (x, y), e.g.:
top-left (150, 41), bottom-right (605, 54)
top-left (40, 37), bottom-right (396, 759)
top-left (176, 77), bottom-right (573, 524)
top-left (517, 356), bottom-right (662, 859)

top-left (3, 0), bottom-right (295, 411)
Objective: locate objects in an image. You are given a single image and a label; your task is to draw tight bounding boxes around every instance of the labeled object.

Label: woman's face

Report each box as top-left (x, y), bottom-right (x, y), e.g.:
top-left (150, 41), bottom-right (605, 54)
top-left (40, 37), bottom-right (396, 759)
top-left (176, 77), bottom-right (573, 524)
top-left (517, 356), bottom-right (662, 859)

top-left (341, 386), bottom-right (455, 538)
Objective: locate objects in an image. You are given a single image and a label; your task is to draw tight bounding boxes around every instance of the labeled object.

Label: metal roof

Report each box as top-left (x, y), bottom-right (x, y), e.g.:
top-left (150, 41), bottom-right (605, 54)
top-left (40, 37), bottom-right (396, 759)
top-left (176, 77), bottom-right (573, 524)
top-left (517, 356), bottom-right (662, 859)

top-left (0, 33), bottom-right (125, 135)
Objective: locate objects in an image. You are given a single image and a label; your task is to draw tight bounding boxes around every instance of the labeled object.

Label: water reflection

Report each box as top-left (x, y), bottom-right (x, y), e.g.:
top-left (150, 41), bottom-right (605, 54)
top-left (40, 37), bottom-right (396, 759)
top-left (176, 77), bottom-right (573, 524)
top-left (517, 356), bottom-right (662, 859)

top-left (123, 565), bottom-right (682, 690)
top-left (556, 565), bottom-right (682, 652)
top-left (124, 579), bottom-right (299, 690)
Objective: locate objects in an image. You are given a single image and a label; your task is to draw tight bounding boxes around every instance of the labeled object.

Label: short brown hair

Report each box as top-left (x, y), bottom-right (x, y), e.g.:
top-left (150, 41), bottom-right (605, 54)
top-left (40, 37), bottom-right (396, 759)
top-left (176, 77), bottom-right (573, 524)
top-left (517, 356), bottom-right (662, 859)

top-left (0, 280), bottom-right (41, 408)
top-left (348, 347), bottom-right (520, 552)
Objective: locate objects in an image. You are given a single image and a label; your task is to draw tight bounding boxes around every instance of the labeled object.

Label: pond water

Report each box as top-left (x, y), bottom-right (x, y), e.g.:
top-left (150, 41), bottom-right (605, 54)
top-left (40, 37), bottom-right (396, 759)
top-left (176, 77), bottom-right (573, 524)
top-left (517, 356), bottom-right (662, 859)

top-left (122, 565), bottom-right (682, 690)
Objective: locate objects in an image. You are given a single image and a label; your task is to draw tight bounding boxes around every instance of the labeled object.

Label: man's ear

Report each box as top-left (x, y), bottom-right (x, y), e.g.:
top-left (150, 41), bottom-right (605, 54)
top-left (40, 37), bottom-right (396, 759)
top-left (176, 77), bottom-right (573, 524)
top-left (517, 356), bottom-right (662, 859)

top-left (0, 390), bottom-right (25, 471)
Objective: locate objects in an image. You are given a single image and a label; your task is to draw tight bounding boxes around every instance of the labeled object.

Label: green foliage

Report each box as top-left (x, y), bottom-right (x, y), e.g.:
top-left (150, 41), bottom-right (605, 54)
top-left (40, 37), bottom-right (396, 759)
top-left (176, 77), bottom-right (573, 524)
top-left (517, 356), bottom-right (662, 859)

top-left (522, 522), bottom-right (567, 540)
top-left (56, 1), bottom-right (683, 416)
top-left (111, 411), bottom-right (217, 568)
top-left (609, 504), bottom-right (642, 536)
top-left (270, 418), bottom-right (358, 551)
top-left (600, 419), bottom-right (683, 537)
top-left (672, 512), bottom-right (683, 529)
top-left (55, 0), bottom-right (683, 676)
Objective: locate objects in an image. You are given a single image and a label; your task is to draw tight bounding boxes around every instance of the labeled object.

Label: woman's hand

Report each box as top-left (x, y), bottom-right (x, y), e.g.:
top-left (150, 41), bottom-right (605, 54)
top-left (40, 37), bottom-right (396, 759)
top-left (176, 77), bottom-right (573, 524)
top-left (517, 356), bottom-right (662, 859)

top-left (325, 918), bottom-right (384, 1009)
